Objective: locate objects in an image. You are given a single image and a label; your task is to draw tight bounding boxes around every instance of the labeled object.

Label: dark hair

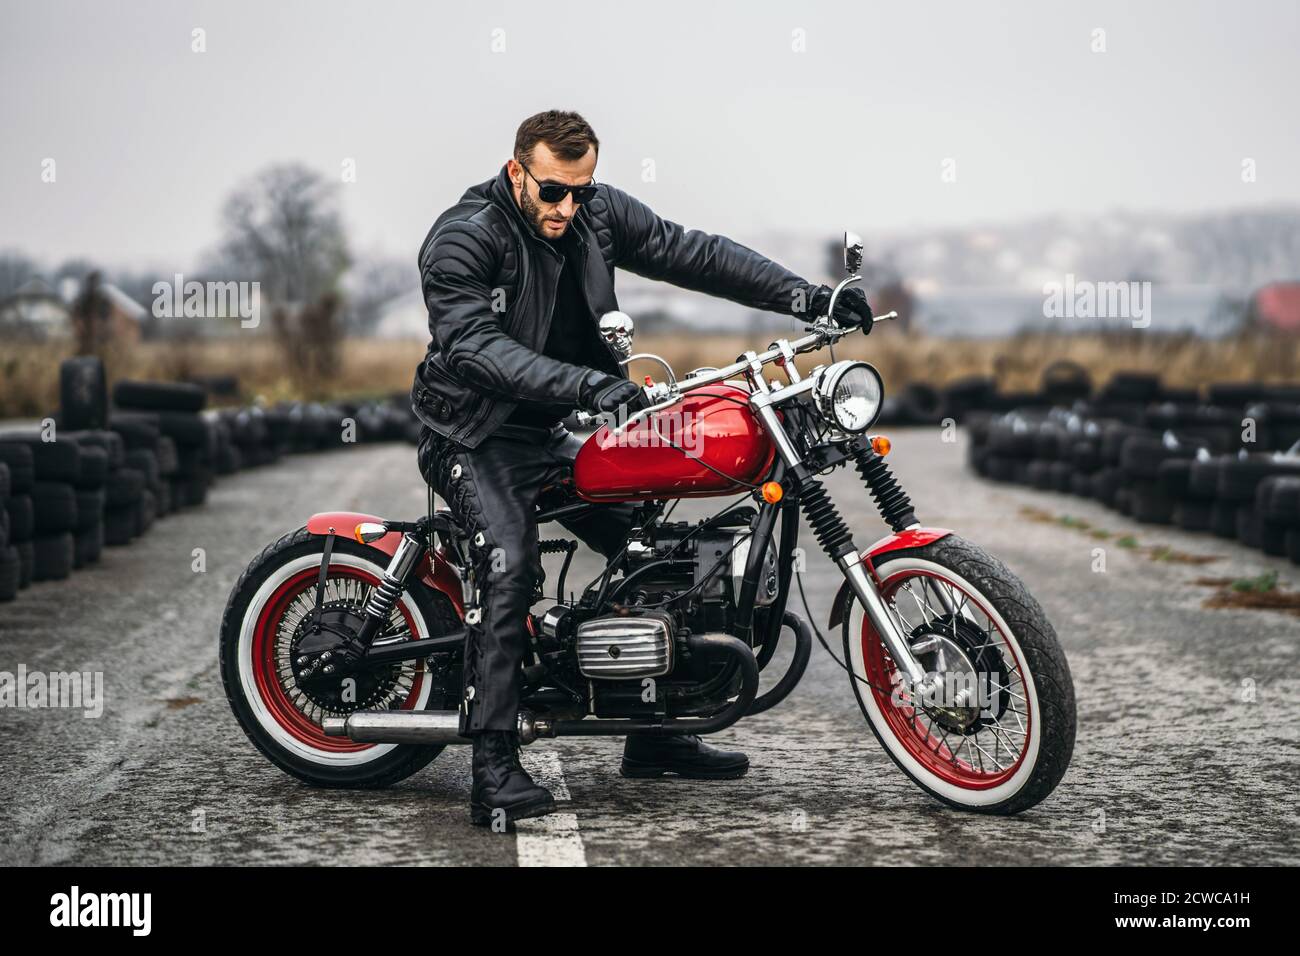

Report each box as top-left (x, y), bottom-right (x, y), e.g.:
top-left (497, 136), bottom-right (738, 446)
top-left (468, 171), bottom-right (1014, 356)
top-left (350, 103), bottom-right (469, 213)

top-left (513, 110), bottom-right (599, 165)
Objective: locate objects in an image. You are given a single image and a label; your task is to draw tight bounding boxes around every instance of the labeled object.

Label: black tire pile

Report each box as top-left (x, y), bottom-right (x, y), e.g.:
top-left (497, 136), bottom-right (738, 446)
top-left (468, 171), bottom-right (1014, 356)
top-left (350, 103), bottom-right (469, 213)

top-left (877, 360), bottom-right (1097, 427)
top-left (0, 359), bottom-right (422, 604)
top-left (965, 371), bottom-right (1300, 565)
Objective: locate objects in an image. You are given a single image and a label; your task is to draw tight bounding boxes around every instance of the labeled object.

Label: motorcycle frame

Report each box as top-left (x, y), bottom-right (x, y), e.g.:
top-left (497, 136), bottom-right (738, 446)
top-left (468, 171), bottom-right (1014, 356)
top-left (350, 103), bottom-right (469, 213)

top-left (306, 310), bottom-right (954, 737)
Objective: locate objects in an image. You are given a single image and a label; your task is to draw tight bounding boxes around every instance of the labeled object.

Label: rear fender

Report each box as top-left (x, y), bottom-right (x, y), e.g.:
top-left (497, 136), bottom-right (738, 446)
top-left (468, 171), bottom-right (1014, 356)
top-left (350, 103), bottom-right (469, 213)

top-left (825, 527), bottom-right (954, 630)
top-left (306, 511), bottom-right (464, 616)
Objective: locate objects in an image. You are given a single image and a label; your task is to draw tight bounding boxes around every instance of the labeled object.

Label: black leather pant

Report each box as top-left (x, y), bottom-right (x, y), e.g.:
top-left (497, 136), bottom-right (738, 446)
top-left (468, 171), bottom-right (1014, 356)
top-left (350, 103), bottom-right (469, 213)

top-left (417, 422), bottom-right (637, 733)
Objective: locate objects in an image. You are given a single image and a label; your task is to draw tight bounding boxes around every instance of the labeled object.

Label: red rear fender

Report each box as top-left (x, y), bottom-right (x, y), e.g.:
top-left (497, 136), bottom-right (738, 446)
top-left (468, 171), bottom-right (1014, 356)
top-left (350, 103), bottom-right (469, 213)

top-left (305, 511), bottom-right (464, 615)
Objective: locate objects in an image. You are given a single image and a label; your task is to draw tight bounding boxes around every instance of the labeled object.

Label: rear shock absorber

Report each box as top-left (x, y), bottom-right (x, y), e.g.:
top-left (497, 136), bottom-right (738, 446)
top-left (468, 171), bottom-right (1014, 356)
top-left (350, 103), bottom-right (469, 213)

top-left (362, 575), bottom-right (405, 621)
top-left (315, 530), bottom-right (428, 674)
top-left (851, 443), bottom-right (917, 532)
top-left (359, 533), bottom-right (424, 633)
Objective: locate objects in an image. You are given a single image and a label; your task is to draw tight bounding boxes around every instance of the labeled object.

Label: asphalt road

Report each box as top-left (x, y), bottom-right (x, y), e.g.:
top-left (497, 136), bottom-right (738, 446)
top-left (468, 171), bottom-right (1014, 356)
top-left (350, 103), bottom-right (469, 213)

top-left (2, 427), bottom-right (1297, 866)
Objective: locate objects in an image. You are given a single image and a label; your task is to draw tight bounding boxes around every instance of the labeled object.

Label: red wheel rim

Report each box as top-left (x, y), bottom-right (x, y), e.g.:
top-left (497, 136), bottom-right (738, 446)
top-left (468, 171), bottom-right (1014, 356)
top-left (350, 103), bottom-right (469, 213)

top-left (861, 568), bottom-right (1031, 790)
top-left (251, 566), bottom-right (424, 753)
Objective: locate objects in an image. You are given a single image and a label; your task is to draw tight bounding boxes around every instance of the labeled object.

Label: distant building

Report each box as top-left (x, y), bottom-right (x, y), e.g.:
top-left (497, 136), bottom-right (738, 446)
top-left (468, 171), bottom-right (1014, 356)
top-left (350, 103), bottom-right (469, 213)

top-left (0, 277), bottom-right (70, 338)
top-left (1251, 282), bottom-right (1300, 334)
top-left (0, 274), bottom-right (144, 342)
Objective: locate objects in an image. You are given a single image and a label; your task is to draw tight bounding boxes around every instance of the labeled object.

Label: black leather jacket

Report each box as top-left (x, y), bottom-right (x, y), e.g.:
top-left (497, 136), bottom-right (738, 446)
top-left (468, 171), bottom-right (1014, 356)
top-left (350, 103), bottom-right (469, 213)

top-left (411, 163), bottom-right (820, 448)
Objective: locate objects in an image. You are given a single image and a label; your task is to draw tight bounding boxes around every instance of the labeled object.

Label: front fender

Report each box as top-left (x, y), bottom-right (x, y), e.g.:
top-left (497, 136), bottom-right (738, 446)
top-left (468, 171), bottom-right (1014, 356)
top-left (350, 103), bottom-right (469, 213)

top-left (306, 511), bottom-right (464, 615)
top-left (825, 527), bottom-right (953, 630)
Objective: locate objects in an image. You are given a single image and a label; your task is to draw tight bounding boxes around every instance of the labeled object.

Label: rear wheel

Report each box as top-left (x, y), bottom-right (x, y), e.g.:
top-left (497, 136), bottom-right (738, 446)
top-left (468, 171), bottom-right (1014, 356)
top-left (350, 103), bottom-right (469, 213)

top-left (220, 527), bottom-right (461, 788)
top-left (843, 534), bottom-right (1075, 814)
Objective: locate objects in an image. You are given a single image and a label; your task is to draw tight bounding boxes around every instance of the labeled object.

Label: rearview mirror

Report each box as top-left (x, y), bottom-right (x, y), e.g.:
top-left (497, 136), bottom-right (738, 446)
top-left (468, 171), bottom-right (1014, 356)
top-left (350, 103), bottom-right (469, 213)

top-left (843, 231), bottom-right (864, 275)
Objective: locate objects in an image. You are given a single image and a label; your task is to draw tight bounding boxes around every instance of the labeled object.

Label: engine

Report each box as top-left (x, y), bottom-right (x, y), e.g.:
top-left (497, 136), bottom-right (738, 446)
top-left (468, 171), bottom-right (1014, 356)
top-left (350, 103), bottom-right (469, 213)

top-left (540, 509), bottom-right (778, 682)
top-left (619, 511), bottom-right (778, 634)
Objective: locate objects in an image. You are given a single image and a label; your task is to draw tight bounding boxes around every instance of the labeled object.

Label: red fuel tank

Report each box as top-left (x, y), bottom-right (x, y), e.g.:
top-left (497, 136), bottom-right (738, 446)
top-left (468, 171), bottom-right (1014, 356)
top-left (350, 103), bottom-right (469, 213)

top-left (573, 384), bottom-right (776, 501)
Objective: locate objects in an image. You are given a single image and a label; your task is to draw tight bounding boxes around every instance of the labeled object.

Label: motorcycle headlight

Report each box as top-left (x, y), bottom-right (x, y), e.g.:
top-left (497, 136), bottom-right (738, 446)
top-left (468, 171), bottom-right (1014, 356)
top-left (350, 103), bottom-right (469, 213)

top-left (812, 361), bottom-right (883, 433)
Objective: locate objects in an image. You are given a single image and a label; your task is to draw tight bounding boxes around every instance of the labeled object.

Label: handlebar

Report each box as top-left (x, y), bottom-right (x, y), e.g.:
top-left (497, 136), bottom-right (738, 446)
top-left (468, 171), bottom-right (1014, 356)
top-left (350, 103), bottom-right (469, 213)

top-left (592, 308), bottom-right (900, 435)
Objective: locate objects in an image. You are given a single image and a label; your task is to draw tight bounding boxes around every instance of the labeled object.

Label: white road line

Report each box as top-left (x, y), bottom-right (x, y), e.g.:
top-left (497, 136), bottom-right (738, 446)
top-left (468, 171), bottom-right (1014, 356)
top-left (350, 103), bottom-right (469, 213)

top-left (520, 750), bottom-right (571, 799)
top-left (516, 750), bottom-right (587, 867)
top-left (515, 813), bottom-right (586, 867)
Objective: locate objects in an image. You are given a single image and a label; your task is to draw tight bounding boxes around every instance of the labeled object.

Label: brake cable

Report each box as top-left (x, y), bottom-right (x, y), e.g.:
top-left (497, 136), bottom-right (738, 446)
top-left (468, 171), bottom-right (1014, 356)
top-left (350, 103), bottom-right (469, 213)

top-left (630, 528), bottom-right (754, 610)
top-left (578, 499), bottom-right (678, 606)
top-left (795, 567), bottom-right (901, 699)
top-left (650, 409), bottom-right (762, 489)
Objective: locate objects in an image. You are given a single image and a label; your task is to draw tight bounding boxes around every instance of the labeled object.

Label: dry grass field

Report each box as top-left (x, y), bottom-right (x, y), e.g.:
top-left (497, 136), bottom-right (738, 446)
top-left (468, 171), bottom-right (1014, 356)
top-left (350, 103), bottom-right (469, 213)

top-left (2, 328), bottom-right (1297, 419)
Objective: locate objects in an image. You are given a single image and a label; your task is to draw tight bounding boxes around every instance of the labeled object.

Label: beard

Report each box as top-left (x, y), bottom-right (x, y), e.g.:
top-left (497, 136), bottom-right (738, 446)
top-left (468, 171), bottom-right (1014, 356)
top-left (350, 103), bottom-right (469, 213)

top-left (519, 187), bottom-right (567, 239)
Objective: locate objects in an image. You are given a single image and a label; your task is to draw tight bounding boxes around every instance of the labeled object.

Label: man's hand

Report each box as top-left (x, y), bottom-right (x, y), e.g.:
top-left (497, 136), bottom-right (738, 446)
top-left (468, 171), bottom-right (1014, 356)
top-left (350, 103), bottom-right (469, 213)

top-left (809, 285), bottom-right (874, 332)
top-left (578, 371), bottom-right (651, 415)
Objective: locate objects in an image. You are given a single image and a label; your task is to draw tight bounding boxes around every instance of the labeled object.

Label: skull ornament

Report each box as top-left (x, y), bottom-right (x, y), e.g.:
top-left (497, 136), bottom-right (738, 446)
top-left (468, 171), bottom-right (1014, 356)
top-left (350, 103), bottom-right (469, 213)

top-left (598, 311), bottom-right (635, 360)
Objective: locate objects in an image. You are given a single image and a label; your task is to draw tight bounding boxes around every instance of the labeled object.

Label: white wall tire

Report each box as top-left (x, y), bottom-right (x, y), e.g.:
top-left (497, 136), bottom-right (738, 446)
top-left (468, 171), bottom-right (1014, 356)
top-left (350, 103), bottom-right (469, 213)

top-left (235, 551), bottom-right (432, 768)
top-left (842, 535), bottom-right (1075, 815)
top-left (220, 528), bottom-right (459, 789)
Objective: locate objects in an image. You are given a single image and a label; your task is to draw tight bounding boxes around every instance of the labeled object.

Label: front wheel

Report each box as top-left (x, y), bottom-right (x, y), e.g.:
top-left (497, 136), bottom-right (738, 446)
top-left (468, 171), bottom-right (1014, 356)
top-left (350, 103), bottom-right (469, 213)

top-left (220, 527), bottom-right (462, 789)
top-left (843, 534), bottom-right (1076, 814)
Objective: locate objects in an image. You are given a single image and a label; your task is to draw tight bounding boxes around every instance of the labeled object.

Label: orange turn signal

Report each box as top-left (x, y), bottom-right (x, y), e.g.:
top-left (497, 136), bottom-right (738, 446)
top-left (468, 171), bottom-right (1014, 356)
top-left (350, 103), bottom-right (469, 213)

top-left (761, 481), bottom-right (784, 504)
top-left (354, 522), bottom-right (387, 544)
top-left (870, 435), bottom-right (892, 456)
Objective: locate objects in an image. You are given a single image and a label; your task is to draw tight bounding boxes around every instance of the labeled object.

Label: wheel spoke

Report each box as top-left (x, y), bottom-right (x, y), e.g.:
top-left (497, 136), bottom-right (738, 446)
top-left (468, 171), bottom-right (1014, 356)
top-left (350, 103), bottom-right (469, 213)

top-left (861, 567), bottom-right (1042, 787)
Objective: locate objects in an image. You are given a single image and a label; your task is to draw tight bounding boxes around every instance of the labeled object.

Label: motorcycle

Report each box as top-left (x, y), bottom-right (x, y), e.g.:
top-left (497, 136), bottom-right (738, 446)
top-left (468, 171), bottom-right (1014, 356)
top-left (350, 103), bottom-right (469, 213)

top-left (220, 232), bottom-right (1076, 814)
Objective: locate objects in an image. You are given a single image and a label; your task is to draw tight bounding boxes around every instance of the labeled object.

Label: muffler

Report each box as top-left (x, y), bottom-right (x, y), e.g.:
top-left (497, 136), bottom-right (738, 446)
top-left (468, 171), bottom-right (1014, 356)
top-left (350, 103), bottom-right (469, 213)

top-left (321, 710), bottom-right (546, 745)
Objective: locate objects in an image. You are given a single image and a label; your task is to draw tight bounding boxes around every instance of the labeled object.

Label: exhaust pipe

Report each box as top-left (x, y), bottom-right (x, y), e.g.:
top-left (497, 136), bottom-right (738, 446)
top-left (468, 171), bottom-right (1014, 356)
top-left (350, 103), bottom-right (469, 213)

top-left (321, 710), bottom-right (547, 745)
top-left (321, 710), bottom-right (468, 745)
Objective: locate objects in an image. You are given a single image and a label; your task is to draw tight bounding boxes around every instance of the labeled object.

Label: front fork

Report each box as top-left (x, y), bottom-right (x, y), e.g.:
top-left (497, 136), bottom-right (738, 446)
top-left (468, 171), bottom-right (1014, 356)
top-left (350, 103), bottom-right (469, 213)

top-left (747, 382), bottom-right (937, 691)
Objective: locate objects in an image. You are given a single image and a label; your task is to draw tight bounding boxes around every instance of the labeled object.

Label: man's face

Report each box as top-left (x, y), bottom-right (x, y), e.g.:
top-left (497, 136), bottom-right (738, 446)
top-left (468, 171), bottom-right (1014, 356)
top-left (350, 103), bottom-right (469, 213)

top-left (508, 141), bottom-right (597, 241)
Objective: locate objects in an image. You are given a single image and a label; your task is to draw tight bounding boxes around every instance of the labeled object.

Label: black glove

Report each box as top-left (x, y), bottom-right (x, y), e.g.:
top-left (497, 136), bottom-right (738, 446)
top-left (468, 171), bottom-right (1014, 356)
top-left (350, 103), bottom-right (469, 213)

top-left (578, 371), bottom-right (650, 415)
top-left (809, 284), bottom-right (874, 333)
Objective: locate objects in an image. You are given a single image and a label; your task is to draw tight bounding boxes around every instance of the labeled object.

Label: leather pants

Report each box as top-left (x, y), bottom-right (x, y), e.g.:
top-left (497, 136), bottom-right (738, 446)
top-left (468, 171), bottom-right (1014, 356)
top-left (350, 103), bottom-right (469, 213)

top-left (417, 422), bottom-right (637, 733)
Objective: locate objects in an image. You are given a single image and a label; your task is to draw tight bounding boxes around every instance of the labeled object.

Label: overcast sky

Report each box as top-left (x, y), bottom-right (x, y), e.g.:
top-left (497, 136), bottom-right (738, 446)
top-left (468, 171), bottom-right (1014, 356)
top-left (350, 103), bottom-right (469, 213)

top-left (2, 0), bottom-right (1298, 273)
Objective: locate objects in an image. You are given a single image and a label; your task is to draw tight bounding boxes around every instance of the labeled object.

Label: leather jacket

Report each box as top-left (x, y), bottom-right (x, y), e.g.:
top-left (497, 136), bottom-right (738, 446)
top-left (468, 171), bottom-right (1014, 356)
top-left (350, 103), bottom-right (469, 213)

top-left (411, 163), bottom-right (821, 448)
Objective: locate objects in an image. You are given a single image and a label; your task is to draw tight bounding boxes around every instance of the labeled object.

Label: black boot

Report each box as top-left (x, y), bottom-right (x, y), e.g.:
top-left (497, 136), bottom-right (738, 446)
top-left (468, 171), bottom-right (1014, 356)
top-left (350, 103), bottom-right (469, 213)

top-left (470, 731), bottom-right (557, 827)
top-left (620, 734), bottom-right (749, 780)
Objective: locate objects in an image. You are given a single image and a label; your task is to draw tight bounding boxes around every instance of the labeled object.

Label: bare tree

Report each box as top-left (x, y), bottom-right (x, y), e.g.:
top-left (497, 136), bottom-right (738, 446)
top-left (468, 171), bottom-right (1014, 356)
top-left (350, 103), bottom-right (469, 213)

top-left (344, 255), bottom-right (417, 334)
top-left (217, 163), bottom-right (350, 305)
top-left (217, 164), bottom-right (351, 391)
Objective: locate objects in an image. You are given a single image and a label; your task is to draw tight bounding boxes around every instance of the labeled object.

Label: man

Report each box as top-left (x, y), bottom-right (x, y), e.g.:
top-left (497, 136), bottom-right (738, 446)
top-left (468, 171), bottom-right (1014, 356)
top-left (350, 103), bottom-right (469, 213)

top-left (412, 109), bottom-right (873, 826)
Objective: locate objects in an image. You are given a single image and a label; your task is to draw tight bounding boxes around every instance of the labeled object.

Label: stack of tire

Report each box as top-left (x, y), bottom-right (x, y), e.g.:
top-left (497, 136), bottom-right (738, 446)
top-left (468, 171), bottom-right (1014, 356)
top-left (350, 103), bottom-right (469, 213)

top-left (66, 430), bottom-right (120, 565)
top-left (111, 380), bottom-right (214, 513)
top-left (882, 360), bottom-right (1094, 427)
top-left (1257, 475), bottom-right (1300, 563)
top-left (0, 431), bottom-right (81, 583)
top-left (350, 400), bottom-right (420, 444)
top-left (2, 356), bottom-right (430, 604)
top-left (1198, 455), bottom-right (1300, 553)
top-left (210, 415), bottom-right (241, 475)
top-left (966, 371), bottom-right (1300, 565)
top-left (103, 414), bottom-right (162, 544)
top-left (0, 454), bottom-right (26, 602)
top-left (220, 406), bottom-right (274, 467)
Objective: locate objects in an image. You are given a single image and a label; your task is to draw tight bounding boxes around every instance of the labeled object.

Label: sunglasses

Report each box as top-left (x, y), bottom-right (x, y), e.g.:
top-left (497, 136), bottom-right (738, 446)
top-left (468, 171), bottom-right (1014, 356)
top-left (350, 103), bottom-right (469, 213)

top-left (520, 161), bottom-right (598, 204)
